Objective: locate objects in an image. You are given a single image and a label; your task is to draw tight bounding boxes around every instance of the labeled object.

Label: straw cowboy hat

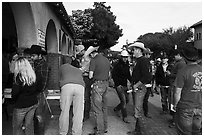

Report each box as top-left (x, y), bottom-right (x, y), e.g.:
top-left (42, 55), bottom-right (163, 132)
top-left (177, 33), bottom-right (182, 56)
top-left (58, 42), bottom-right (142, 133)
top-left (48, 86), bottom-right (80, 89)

top-left (120, 50), bottom-right (129, 57)
top-left (181, 46), bottom-right (199, 61)
top-left (28, 45), bottom-right (47, 55)
top-left (144, 48), bottom-right (153, 54)
top-left (84, 46), bottom-right (99, 57)
top-left (128, 42), bottom-right (146, 51)
top-left (75, 44), bottom-right (85, 55)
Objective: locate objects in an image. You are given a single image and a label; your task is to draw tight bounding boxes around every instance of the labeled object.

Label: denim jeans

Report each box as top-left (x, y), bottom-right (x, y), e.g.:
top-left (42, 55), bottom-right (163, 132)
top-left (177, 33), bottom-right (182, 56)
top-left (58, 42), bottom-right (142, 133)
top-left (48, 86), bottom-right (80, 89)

top-left (83, 76), bottom-right (92, 119)
top-left (134, 85), bottom-right (147, 118)
top-left (91, 80), bottom-right (109, 134)
top-left (12, 104), bottom-right (38, 135)
top-left (160, 86), bottom-right (169, 112)
top-left (59, 84), bottom-right (84, 135)
top-left (143, 87), bottom-right (151, 116)
top-left (114, 85), bottom-right (129, 118)
top-left (175, 108), bottom-right (202, 135)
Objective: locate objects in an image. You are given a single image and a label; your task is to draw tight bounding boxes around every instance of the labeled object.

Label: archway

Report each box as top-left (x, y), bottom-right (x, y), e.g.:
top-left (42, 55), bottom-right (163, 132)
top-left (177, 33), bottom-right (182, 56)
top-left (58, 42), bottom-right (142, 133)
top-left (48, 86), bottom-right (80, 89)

top-left (61, 33), bottom-right (67, 55)
top-left (45, 19), bottom-right (58, 53)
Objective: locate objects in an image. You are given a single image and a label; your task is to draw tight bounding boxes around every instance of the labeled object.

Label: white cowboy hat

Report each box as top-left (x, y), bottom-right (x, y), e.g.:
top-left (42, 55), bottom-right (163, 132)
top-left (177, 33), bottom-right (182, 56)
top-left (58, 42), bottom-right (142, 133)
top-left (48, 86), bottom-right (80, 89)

top-left (84, 46), bottom-right (99, 57)
top-left (128, 42), bottom-right (146, 51)
top-left (144, 48), bottom-right (153, 54)
top-left (75, 44), bottom-right (85, 55)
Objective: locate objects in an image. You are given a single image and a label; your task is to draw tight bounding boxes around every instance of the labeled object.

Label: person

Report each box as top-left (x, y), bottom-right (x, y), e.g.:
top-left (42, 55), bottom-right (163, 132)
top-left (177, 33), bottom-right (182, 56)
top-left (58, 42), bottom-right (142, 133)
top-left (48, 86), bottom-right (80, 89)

top-left (59, 56), bottom-right (85, 135)
top-left (127, 42), bottom-right (152, 135)
top-left (111, 50), bottom-right (132, 123)
top-left (26, 45), bottom-right (49, 135)
top-left (12, 57), bottom-right (43, 134)
top-left (143, 48), bottom-right (153, 118)
top-left (173, 46), bottom-right (202, 135)
top-left (155, 55), bottom-right (171, 114)
top-left (89, 47), bottom-right (111, 135)
top-left (80, 46), bottom-right (99, 121)
top-left (168, 49), bottom-right (186, 128)
top-left (71, 44), bottom-right (85, 68)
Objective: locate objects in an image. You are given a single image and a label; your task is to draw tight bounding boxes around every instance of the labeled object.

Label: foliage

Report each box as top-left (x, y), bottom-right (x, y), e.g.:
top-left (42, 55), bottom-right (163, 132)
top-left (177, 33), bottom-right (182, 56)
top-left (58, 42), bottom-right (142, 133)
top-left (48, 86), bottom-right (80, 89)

top-left (138, 26), bottom-right (193, 58)
top-left (69, 2), bottom-right (123, 49)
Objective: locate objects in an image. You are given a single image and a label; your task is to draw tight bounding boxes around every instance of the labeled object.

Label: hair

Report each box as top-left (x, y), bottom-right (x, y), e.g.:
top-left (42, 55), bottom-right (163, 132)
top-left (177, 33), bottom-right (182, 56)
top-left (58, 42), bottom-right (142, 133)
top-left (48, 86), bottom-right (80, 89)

top-left (14, 57), bottom-right (36, 86)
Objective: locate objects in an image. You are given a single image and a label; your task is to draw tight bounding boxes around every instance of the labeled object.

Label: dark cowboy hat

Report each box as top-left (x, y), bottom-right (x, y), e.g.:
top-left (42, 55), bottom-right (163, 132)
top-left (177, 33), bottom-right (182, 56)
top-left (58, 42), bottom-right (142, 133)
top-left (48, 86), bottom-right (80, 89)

top-left (29, 45), bottom-right (47, 55)
top-left (181, 46), bottom-right (199, 61)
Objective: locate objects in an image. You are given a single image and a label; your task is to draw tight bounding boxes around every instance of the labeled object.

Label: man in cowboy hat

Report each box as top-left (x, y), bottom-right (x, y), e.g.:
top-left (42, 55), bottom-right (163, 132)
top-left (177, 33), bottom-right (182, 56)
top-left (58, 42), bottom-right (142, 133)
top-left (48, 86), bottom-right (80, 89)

top-left (127, 42), bottom-right (152, 135)
top-left (173, 46), bottom-right (201, 135)
top-left (111, 50), bottom-right (132, 123)
top-left (88, 47), bottom-right (111, 135)
top-left (143, 48), bottom-right (154, 118)
top-left (80, 46), bottom-right (99, 121)
top-left (28, 44), bottom-right (49, 135)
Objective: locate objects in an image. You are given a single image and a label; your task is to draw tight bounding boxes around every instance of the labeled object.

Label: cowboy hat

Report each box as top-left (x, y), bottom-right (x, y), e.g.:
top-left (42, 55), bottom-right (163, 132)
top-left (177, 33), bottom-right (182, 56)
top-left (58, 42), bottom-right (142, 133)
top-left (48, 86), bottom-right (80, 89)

top-left (144, 48), bottom-right (153, 54)
top-left (28, 45), bottom-right (47, 55)
top-left (181, 46), bottom-right (198, 61)
top-left (120, 50), bottom-right (129, 57)
top-left (75, 44), bottom-right (85, 55)
top-left (128, 42), bottom-right (146, 51)
top-left (84, 46), bottom-right (99, 57)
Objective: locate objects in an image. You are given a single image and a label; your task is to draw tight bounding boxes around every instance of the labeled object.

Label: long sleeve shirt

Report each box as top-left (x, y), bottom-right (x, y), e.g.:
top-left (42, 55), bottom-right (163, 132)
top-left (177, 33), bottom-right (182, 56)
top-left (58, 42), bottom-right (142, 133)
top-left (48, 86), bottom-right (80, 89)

top-left (132, 56), bottom-right (152, 84)
top-left (111, 59), bottom-right (132, 87)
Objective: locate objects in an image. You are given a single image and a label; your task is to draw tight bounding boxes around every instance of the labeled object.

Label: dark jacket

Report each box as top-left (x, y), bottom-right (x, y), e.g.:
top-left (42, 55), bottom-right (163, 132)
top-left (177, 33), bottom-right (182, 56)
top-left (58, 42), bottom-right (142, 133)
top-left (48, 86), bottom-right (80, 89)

top-left (11, 74), bottom-right (43, 108)
top-left (132, 56), bottom-right (152, 84)
top-left (111, 59), bottom-right (131, 87)
top-left (34, 58), bottom-right (49, 92)
top-left (155, 63), bottom-right (170, 86)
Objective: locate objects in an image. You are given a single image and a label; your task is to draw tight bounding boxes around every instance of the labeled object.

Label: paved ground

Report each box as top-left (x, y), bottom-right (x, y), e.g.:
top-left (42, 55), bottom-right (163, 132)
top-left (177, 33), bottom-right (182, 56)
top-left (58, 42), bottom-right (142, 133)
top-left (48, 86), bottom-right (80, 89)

top-left (2, 87), bottom-right (177, 135)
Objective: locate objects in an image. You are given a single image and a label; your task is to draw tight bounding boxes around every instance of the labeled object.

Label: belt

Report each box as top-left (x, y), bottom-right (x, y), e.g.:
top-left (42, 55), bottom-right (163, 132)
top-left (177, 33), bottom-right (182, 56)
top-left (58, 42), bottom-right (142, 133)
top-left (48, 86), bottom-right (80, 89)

top-left (160, 86), bottom-right (169, 88)
top-left (94, 79), bottom-right (108, 83)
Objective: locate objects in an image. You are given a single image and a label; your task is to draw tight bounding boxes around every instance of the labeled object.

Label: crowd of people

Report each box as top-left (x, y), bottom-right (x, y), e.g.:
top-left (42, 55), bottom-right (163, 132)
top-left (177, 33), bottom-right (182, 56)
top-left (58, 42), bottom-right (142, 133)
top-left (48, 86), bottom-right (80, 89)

top-left (2, 41), bottom-right (202, 135)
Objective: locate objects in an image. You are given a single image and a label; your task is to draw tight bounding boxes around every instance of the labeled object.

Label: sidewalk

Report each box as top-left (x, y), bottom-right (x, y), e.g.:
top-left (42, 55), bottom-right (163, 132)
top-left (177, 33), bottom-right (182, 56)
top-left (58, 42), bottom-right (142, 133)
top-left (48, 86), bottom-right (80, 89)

top-left (2, 88), bottom-right (177, 135)
top-left (44, 88), bottom-right (177, 135)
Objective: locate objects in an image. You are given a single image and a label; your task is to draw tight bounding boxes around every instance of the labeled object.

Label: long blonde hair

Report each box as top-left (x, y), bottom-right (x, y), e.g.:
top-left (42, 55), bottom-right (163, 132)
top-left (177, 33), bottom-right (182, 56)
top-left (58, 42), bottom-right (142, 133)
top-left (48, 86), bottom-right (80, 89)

top-left (14, 57), bottom-right (36, 86)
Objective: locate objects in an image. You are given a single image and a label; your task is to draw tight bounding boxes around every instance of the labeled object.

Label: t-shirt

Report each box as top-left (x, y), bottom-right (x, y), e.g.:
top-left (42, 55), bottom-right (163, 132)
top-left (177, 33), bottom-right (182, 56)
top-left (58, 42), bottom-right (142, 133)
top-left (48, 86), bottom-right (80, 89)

top-left (175, 64), bottom-right (202, 109)
top-left (89, 54), bottom-right (110, 81)
top-left (59, 63), bottom-right (85, 88)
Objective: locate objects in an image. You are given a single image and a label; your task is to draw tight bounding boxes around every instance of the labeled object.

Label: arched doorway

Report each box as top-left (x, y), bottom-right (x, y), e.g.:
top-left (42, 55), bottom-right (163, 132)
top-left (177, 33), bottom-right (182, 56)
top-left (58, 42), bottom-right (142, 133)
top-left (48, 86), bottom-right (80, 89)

top-left (45, 19), bottom-right (58, 53)
top-left (61, 33), bottom-right (67, 55)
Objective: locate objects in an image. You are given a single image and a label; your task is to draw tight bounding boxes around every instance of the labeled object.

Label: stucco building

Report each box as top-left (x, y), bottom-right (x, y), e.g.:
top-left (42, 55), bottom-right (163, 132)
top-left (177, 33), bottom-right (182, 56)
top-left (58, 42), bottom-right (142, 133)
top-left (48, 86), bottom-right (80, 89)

top-left (2, 2), bottom-right (76, 89)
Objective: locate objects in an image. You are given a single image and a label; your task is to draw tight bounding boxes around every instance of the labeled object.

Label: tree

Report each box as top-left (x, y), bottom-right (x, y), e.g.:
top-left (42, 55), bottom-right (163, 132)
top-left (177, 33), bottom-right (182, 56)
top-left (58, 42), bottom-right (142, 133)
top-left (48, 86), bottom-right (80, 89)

top-left (69, 2), bottom-right (123, 49)
top-left (138, 26), bottom-right (193, 58)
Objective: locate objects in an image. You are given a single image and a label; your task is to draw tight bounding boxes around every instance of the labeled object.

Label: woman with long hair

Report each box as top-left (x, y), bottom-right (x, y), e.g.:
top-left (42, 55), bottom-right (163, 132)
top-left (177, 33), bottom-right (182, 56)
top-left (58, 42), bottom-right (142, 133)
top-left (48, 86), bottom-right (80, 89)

top-left (12, 57), bottom-right (42, 135)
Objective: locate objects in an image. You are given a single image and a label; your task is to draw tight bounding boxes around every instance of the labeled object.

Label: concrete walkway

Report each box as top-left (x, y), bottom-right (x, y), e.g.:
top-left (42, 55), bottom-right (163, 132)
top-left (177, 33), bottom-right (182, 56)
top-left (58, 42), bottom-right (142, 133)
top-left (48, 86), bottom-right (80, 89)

top-left (2, 87), bottom-right (177, 135)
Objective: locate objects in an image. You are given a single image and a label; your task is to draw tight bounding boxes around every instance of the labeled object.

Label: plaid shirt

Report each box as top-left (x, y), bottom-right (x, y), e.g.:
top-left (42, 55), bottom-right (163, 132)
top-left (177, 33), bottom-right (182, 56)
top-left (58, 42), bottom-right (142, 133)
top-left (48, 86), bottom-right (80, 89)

top-left (34, 58), bottom-right (49, 92)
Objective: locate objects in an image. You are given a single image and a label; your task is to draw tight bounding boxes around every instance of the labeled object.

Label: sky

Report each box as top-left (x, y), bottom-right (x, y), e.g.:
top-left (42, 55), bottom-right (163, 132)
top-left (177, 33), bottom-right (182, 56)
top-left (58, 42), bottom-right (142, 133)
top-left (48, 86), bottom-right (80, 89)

top-left (63, 0), bottom-right (202, 51)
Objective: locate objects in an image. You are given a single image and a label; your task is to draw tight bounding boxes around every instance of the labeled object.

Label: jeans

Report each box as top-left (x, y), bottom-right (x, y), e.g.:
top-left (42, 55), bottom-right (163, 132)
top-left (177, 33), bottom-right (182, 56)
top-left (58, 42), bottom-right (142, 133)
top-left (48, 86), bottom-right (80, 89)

top-left (34, 92), bottom-right (46, 135)
top-left (114, 85), bottom-right (129, 118)
top-left (91, 81), bottom-right (109, 134)
top-left (83, 76), bottom-right (92, 119)
top-left (175, 108), bottom-right (202, 135)
top-left (59, 84), bottom-right (84, 135)
top-left (160, 86), bottom-right (169, 112)
top-left (12, 104), bottom-right (38, 135)
top-left (143, 87), bottom-right (151, 116)
top-left (134, 85), bottom-right (147, 118)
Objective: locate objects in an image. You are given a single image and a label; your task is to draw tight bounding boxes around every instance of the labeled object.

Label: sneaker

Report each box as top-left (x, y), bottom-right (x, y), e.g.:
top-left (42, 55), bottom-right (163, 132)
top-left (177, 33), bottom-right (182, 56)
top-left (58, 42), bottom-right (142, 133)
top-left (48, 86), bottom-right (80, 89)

top-left (122, 117), bottom-right (130, 123)
top-left (144, 114), bottom-right (152, 118)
